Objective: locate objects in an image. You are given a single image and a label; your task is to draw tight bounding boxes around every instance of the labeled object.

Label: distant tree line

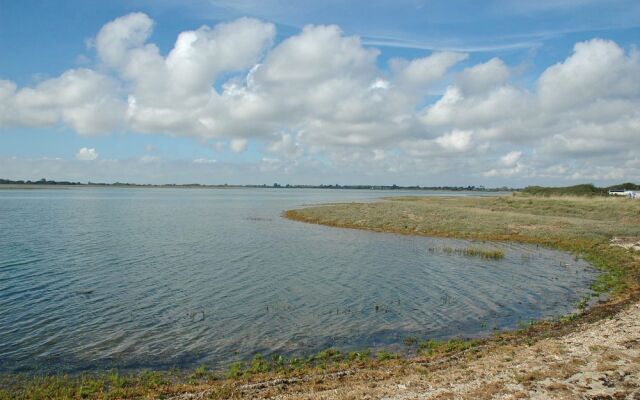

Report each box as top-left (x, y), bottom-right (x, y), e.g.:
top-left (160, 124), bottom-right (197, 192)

top-left (0, 178), bottom-right (519, 191)
top-left (5, 179), bottom-right (638, 195)
top-left (0, 178), bottom-right (82, 185)
top-left (522, 183), bottom-right (640, 196)
top-left (266, 183), bottom-right (515, 191)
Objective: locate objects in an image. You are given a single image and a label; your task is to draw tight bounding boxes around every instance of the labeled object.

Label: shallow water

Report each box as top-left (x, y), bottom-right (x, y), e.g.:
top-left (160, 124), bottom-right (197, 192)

top-left (0, 188), bottom-right (597, 372)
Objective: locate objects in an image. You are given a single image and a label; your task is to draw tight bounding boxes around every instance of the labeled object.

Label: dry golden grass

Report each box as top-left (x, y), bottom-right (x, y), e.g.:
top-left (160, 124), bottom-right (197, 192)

top-left (285, 194), bottom-right (640, 243)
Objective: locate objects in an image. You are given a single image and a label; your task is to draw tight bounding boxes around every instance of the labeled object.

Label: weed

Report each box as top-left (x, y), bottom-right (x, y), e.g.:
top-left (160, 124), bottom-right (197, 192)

top-left (418, 338), bottom-right (478, 356)
top-left (376, 350), bottom-right (398, 361)
top-left (403, 336), bottom-right (418, 346)
top-left (428, 246), bottom-right (504, 260)
top-left (249, 354), bottom-right (271, 374)
top-left (347, 349), bottom-right (371, 362)
top-left (226, 362), bottom-right (244, 379)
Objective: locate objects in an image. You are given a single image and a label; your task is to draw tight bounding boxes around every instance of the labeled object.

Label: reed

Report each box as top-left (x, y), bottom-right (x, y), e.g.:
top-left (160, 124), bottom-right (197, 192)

top-left (429, 246), bottom-right (505, 260)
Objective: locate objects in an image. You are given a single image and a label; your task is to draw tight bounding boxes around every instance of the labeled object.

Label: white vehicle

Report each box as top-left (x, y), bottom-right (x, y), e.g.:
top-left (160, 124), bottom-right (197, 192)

top-left (608, 189), bottom-right (638, 199)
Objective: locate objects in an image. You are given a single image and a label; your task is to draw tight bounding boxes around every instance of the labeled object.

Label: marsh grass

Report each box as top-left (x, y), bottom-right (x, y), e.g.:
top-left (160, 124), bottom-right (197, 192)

top-left (429, 246), bottom-right (505, 260)
top-left (0, 370), bottom-right (172, 400)
top-left (417, 338), bottom-right (479, 357)
top-left (0, 347), bottom-right (402, 399)
top-left (0, 348), bottom-right (393, 399)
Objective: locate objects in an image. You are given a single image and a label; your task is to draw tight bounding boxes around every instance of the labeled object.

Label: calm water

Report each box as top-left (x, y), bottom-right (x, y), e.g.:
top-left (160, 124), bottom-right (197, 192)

top-left (0, 188), bottom-right (597, 372)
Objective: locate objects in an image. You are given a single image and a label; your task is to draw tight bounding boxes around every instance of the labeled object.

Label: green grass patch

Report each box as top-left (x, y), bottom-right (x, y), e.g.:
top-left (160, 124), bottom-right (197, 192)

top-left (429, 246), bottom-right (504, 260)
top-left (417, 338), bottom-right (479, 357)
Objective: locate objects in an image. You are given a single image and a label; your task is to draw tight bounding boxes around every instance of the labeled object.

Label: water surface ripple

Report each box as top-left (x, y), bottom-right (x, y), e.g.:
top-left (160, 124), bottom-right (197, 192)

top-left (0, 188), bottom-right (597, 372)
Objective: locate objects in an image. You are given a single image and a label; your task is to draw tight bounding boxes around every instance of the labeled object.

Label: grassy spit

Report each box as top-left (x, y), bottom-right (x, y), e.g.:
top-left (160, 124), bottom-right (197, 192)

top-left (2, 194), bottom-right (639, 399)
top-left (284, 194), bottom-right (640, 296)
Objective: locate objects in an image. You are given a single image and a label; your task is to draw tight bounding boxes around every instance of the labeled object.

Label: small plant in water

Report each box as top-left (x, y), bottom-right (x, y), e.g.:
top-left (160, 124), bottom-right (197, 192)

top-left (428, 246), bottom-right (504, 260)
top-left (463, 248), bottom-right (505, 260)
top-left (188, 364), bottom-right (211, 383)
top-left (271, 354), bottom-right (286, 371)
top-left (226, 362), bottom-right (244, 379)
top-left (314, 348), bottom-right (342, 363)
top-left (376, 350), bottom-right (398, 361)
top-left (577, 296), bottom-right (590, 310)
top-left (403, 336), bottom-right (418, 346)
top-left (418, 338), bottom-right (477, 356)
top-left (107, 370), bottom-right (128, 389)
top-left (250, 354), bottom-right (271, 374)
top-left (347, 349), bottom-right (371, 362)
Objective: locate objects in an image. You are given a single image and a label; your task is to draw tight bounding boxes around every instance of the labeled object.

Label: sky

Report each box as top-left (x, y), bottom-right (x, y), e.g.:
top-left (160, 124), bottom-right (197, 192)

top-left (1, 0), bottom-right (639, 186)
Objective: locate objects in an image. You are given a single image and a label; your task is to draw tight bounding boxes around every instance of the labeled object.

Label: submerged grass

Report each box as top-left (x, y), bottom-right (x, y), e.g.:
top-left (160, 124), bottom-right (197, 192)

top-left (429, 246), bottom-right (505, 260)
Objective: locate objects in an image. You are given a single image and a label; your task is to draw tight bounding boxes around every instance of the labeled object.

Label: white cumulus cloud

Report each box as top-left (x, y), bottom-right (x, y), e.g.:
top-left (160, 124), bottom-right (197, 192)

top-left (501, 151), bottom-right (522, 166)
top-left (0, 13), bottom-right (639, 184)
top-left (435, 130), bottom-right (473, 152)
top-left (193, 158), bottom-right (217, 164)
top-left (76, 147), bottom-right (99, 161)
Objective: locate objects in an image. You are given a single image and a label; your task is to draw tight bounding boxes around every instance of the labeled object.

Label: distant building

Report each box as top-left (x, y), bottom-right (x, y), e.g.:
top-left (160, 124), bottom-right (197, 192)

top-left (608, 189), bottom-right (638, 199)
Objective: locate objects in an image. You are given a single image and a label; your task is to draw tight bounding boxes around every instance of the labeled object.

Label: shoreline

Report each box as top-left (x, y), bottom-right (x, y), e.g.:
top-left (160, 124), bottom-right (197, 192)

top-left (280, 196), bottom-right (639, 332)
top-left (2, 194), bottom-right (638, 398)
top-left (0, 183), bottom-right (511, 192)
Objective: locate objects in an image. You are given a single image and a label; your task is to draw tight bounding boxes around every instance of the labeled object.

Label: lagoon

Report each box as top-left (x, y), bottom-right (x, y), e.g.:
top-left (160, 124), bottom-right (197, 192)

top-left (0, 188), bottom-right (597, 372)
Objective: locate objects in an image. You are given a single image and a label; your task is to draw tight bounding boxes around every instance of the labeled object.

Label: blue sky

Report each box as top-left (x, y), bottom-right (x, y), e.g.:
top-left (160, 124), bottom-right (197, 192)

top-left (1, 0), bottom-right (639, 185)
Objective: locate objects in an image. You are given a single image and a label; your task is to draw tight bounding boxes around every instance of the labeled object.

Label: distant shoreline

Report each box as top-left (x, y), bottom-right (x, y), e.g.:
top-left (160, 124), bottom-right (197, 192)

top-left (0, 183), bottom-right (514, 191)
top-left (2, 180), bottom-right (637, 194)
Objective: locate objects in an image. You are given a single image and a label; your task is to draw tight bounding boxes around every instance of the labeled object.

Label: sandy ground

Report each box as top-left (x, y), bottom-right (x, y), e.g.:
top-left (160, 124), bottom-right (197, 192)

top-left (173, 301), bottom-right (640, 399)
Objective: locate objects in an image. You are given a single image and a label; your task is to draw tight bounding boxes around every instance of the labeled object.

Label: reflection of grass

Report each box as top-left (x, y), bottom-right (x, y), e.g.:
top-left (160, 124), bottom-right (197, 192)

top-left (429, 246), bottom-right (505, 260)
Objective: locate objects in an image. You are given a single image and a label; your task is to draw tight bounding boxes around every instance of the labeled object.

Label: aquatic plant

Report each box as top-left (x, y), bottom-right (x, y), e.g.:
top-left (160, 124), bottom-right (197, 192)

top-left (417, 338), bottom-right (478, 356)
top-left (428, 246), bottom-right (505, 260)
top-left (347, 349), bottom-right (371, 362)
top-left (249, 354), bottom-right (270, 374)
top-left (403, 336), bottom-right (418, 346)
top-left (226, 362), bottom-right (244, 379)
top-left (376, 350), bottom-right (398, 361)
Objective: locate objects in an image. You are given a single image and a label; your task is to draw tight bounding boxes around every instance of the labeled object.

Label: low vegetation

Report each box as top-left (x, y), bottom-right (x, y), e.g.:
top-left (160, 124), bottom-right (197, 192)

top-left (416, 338), bottom-right (479, 357)
top-left (522, 182), bottom-right (640, 196)
top-left (0, 349), bottom-right (402, 399)
top-left (428, 246), bottom-right (505, 260)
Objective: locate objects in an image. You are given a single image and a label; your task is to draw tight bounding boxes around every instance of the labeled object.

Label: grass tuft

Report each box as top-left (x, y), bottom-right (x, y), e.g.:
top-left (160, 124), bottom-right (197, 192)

top-left (429, 246), bottom-right (504, 260)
